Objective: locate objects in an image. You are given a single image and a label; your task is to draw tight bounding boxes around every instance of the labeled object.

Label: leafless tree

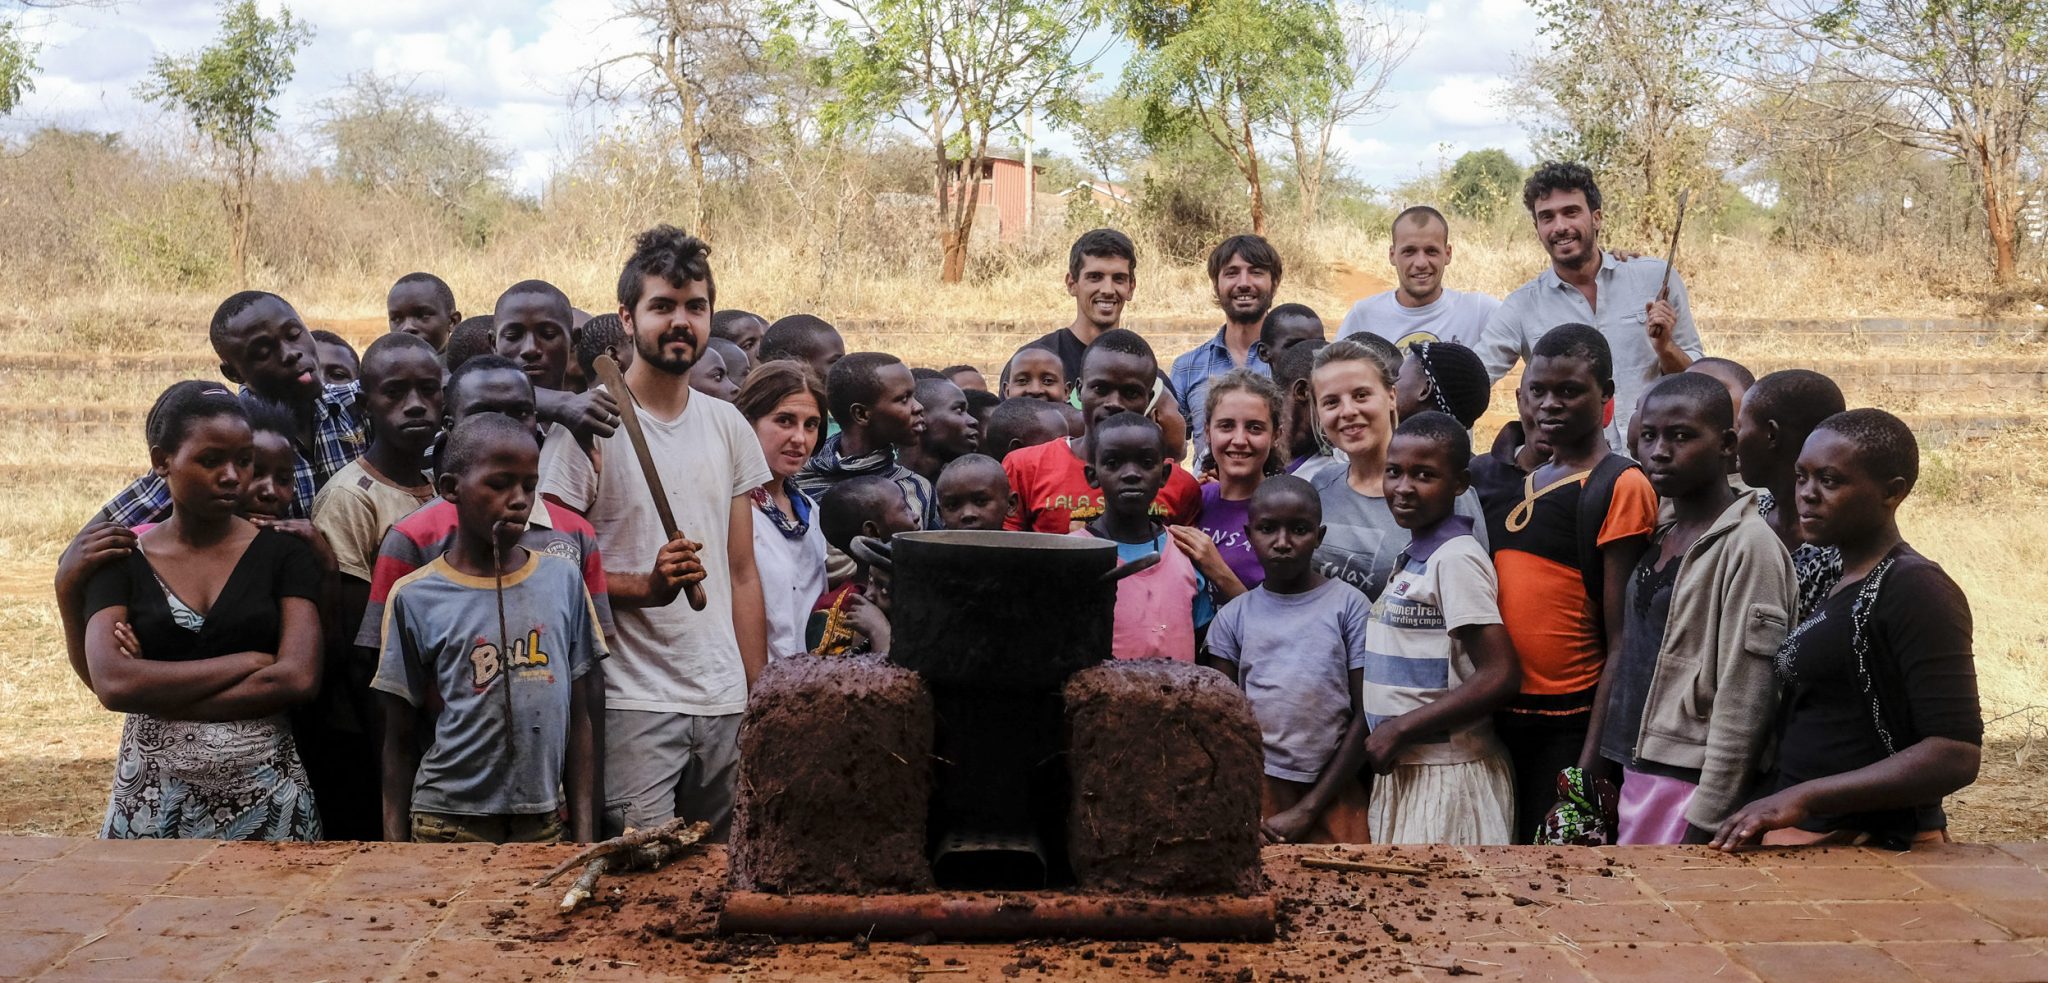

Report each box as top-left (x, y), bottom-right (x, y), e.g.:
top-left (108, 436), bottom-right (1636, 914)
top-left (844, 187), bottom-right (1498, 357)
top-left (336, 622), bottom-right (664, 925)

top-left (1724, 0), bottom-right (2048, 282)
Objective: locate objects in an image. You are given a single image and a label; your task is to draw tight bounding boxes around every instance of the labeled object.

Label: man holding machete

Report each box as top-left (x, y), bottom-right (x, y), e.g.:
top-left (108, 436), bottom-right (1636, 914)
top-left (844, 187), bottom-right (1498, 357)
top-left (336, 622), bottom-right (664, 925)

top-left (540, 225), bottom-right (773, 840)
top-left (1474, 161), bottom-right (1703, 454)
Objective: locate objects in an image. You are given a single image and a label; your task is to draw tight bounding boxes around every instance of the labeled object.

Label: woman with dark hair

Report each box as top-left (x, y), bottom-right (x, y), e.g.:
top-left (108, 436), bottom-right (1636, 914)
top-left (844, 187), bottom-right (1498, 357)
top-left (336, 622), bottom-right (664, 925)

top-left (1714, 410), bottom-right (1980, 851)
top-left (735, 360), bottom-right (832, 659)
top-left (81, 381), bottom-right (325, 840)
top-left (1187, 368), bottom-right (1286, 596)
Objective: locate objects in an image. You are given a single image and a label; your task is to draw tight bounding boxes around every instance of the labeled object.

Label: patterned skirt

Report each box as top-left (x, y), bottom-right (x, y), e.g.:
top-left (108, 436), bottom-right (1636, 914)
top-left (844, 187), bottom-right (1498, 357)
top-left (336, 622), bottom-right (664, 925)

top-left (101, 713), bottom-right (322, 841)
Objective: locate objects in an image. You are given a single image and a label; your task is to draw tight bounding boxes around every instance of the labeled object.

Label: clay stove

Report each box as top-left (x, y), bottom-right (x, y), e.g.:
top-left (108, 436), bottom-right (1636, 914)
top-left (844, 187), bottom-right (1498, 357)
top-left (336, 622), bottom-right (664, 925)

top-left (722, 530), bottom-right (1275, 941)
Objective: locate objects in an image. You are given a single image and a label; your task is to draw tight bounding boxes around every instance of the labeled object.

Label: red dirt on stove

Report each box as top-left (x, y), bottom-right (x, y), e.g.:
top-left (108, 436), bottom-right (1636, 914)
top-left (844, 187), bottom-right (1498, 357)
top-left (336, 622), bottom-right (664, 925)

top-left (1063, 661), bottom-right (1264, 897)
top-left (727, 655), bottom-right (935, 894)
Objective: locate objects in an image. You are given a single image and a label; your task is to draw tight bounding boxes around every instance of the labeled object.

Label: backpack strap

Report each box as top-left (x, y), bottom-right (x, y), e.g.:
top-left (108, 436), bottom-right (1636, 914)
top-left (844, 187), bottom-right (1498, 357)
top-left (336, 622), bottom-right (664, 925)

top-left (1574, 453), bottom-right (1639, 604)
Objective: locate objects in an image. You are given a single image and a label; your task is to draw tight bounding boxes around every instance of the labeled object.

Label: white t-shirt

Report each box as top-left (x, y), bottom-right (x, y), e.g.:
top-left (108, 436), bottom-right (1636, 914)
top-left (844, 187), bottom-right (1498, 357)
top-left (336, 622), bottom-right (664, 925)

top-left (750, 493), bottom-right (828, 660)
top-left (539, 390), bottom-right (772, 716)
top-left (1337, 288), bottom-right (1501, 349)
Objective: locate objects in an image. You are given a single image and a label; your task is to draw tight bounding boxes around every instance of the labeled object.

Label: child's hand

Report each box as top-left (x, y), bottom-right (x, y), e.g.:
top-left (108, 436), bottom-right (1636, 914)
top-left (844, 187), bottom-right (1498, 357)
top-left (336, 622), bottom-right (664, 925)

top-left (1710, 787), bottom-right (1811, 852)
top-left (652, 534), bottom-right (706, 597)
top-left (1260, 806), bottom-right (1315, 845)
top-left (560, 389), bottom-right (622, 441)
top-left (1166, 525), bottom-right (1224, 577)
top-left (253, 517), bottom-right (339, 573)
top-left (56, 522), bottom-right (136, 599)
top-left (1363, 721), bottom-right (1406, 774)
top-left (842, 593), bottom-right (891, 653)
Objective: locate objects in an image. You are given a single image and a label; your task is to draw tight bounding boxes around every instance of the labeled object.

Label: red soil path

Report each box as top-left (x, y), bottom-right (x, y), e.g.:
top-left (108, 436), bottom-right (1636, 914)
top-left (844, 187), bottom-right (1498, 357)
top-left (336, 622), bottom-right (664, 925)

top-left (2, 837), bottom-right (2044, 981)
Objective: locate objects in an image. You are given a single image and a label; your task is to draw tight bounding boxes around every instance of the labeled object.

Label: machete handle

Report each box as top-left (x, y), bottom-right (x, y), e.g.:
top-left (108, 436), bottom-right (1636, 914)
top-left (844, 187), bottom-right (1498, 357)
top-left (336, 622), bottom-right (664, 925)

top-left (685, 580), bottom-right (708, 611)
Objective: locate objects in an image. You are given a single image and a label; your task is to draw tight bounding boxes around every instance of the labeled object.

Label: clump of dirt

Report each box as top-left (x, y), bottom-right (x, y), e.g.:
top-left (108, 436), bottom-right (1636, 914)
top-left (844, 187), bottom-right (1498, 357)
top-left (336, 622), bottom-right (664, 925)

top-left (1063, 661), bottom-right (1263, 896)
top-left (728, 655), bottom-right (935, 893)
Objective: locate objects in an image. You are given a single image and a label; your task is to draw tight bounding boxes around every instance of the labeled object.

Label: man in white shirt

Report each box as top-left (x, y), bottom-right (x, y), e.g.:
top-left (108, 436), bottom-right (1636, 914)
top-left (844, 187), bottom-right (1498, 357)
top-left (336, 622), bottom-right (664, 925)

top-left (539, 225), bottom-right (772, 839)
top-left (1474, 162), bottom-right (1702, 450)
top-left (1338, 206), bottom-right (1500, 349)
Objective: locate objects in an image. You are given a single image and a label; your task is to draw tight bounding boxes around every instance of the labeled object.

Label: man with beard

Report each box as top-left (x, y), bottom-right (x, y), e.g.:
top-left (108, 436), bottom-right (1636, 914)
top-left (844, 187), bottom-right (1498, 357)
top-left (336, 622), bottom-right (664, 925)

top-left (1028, 228), bottom-right (1139, 383)
top-left (1173, 234), bottom-right (1281, 456)
top-left (1338, 206), bottom-right (1500, 349)
top-left (538, 225), bottom-right (772, 841)
top-left (1475, 162), bottom-right (1702, 452)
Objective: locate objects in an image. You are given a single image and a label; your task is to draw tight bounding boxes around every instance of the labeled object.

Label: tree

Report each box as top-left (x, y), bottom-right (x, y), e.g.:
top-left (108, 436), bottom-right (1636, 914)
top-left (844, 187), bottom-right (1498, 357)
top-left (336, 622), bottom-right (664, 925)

top-left (2, 1), bottom-right (118, 115)
top-left (1445, 148), bottom-right (1523, 220)
top-left (1725, 0), bottom-right (2048, 283)
top-left (1069, 91), bottom-right (1145, 186)
top-left (1270, 0), bottom-right (1411, 225)
top-left (584, 0), bottom-right (765, 231)
top-left (316, 74), bottom-right (507, 240)
top-left (1510, 0), bottom-right (1721, 238)
top-left (802, 0), bottom-right (1101, 283)
top-left (1119, 0), bottom-right (1346, 235)
top-left (137, 0), bottom-right (311, 281)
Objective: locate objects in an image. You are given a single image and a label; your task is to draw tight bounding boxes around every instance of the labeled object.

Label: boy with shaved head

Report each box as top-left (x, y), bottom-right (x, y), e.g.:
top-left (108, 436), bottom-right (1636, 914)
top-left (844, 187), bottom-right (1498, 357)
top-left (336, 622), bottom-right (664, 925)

top-left (95, 290), bottom-right (368, 525)
top-left (388, 272), bottom-right (462, 351)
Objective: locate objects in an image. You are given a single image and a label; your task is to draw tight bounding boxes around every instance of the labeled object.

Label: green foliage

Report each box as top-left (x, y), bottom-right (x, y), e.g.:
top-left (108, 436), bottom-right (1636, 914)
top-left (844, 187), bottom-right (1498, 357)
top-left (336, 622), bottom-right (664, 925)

top-left (1516, 0), bottom-right (1718, 236)
top-left (1069, 91), bottom-right (1145, 184)
top-left (0, 18), bottom-right (36, 115)
top-left (316, 74), bottom-right (510, 245)
top-left (1116, 0), bottom-right (1346, 230)
top-left (791, 0), bottom-right (1102, 280)
top-left (137, 1), bottom-right (311, 166)
top-left (1445, 148), bottom-right (1523, 220)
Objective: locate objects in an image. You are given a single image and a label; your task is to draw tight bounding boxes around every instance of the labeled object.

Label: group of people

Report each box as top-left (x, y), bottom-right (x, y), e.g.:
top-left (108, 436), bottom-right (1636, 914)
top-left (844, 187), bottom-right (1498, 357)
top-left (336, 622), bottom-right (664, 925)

top-left (55, 160), bottom-right (1979, 856)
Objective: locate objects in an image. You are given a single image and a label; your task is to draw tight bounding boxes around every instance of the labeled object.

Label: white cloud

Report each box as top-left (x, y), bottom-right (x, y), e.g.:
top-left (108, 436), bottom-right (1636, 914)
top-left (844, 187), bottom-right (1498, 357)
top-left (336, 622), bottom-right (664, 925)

top-left (2, 0), bottom-right (1547, 195)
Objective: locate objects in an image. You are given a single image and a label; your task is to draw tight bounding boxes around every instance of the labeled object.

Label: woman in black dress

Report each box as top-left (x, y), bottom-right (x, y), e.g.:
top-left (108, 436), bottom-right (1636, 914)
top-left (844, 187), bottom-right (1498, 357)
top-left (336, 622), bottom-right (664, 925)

top-left (1712, 409), bottom-right (1980, 851)
top-left (82, 384), bottom-right (325, 840)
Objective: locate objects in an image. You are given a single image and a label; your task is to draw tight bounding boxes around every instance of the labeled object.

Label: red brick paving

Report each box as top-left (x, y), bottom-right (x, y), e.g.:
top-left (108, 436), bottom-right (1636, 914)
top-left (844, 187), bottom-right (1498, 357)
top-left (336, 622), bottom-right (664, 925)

top-left (0, 837), bottom-right (2041, 981)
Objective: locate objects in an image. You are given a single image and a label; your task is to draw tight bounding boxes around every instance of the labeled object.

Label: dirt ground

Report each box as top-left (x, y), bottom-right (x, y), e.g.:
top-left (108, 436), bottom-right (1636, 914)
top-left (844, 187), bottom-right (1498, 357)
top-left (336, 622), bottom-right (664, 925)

top-left (11, 836), bottom-right (2046, 982)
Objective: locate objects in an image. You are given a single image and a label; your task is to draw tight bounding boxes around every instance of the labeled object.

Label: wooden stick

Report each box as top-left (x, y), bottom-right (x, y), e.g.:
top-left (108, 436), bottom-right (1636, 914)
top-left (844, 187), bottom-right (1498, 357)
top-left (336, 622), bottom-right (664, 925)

top-left (558, 857), bottom-right (611, 913)
top-left (592, 353), bottom-right (707, 611)
top-left (1299, 857), bottom-right (1432, 876)
top-left (533, 817), bottom-right (707, 887)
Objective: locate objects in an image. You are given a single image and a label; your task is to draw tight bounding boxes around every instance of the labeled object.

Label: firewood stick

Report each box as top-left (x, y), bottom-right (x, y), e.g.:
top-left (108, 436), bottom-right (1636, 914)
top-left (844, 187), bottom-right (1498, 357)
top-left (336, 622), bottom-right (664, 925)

top-left (558, 857), bottom-right (611, 913)
top-left (533, 817), bottom-right (707, 887)
top-left (1299, 857), bottom-right (1432, 876)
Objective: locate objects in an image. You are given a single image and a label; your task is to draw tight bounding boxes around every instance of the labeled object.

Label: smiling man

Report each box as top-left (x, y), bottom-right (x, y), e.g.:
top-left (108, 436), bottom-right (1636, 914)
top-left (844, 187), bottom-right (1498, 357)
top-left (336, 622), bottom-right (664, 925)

top-left (1475, 162), bottom-right (1703, 452)
top-left (1338, 206), bottom-right (1500, 349)
top-left (1027, 228), bottom-right (1140, 383)
top-left (1172, 234), bottom-right (1282, 456)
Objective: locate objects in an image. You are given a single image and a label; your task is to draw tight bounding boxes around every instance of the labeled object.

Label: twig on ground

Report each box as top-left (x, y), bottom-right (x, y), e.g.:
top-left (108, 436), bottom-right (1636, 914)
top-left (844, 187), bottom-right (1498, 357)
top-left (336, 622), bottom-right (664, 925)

top-left (536, 818), bottom-right (712, 914)
top-left (1300, 857), bottom-right (1432, 876)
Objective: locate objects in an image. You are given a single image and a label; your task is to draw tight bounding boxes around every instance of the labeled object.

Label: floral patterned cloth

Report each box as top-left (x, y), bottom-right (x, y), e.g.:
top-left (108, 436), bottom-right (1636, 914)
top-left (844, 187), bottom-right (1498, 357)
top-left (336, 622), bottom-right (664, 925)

top-left (100, 582), bottom-right (321, 841)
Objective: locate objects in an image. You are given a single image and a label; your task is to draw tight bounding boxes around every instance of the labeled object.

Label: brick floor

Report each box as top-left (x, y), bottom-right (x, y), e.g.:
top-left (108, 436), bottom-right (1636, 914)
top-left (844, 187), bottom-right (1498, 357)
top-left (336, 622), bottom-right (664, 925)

top-left (0, 837), bottom-right (2040, 981)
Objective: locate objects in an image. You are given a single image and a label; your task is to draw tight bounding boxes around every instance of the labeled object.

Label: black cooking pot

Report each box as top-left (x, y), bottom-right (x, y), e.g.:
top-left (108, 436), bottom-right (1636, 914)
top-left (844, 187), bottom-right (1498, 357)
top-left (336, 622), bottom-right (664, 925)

top-left (887, 529), bottom-right (1153, 692)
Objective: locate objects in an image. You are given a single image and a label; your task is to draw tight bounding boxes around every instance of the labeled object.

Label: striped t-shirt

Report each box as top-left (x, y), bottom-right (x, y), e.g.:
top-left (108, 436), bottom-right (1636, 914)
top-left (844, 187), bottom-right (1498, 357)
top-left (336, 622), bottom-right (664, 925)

top-left (1362, 518), bottom-right (1504, 766)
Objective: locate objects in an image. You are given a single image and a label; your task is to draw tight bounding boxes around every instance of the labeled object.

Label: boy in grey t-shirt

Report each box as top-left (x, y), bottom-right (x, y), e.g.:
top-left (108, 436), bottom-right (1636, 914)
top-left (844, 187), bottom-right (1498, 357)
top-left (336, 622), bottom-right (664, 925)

top-left (1204, 476), bottom-right (1374, 845)
top-left (373, 414), bottom-right (604, 844)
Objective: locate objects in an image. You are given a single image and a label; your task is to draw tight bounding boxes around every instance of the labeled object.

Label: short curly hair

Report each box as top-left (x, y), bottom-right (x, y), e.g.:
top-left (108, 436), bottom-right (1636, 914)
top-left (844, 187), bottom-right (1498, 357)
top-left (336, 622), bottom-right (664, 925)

top-left (618, 224), bottom-right (715, 312)
top-left (1523, 160), bottom-right (1602, 214)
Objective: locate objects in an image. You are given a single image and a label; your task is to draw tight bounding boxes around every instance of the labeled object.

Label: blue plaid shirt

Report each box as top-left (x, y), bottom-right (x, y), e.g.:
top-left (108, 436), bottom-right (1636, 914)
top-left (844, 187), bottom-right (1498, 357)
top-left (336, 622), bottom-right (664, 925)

top-left (99, 383), bottom-right (368, 525)
top-left (1169, 328), bottom-right (1271, 458)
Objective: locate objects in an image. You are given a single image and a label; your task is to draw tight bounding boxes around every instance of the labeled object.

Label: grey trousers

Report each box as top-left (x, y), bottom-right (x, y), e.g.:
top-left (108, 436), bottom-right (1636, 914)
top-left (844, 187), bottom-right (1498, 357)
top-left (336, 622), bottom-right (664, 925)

top-left (602, 709), bottom-right (743, 841)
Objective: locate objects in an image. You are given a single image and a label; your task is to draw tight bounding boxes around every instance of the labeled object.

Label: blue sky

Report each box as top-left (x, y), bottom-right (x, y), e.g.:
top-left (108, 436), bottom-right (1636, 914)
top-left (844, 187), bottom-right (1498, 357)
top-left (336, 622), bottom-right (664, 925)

top-left (4, 0), bottom-right (1543, 195)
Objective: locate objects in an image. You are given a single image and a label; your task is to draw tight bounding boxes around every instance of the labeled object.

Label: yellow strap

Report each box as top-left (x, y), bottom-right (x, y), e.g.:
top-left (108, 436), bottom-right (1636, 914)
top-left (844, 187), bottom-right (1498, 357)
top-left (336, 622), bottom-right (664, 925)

top-left (1504, 468), bottom-right (1595, 533)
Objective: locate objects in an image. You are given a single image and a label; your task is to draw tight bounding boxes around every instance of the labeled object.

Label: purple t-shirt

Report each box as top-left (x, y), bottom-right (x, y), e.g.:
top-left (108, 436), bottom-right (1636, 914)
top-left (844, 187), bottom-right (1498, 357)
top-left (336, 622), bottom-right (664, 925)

top-left (1198, 483), bottom-right (1264, 590)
